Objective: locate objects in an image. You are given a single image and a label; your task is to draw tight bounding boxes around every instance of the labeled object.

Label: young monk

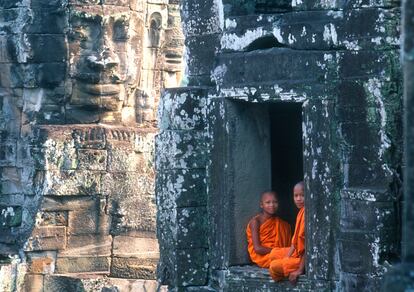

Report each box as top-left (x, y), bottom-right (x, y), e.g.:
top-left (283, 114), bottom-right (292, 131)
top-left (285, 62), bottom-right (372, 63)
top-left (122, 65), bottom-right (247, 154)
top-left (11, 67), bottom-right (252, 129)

top-left (246, 191), bottom-right (292, 268)
top-left (269, 181), bottom-right (305, 284)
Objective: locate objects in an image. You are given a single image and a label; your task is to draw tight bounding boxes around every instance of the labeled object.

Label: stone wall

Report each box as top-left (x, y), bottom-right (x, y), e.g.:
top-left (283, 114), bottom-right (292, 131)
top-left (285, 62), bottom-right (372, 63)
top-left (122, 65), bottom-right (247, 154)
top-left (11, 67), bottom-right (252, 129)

top-left (156, 0), bottom-right (403, 291)
top-left (0, 0), bottom-right (183, 289)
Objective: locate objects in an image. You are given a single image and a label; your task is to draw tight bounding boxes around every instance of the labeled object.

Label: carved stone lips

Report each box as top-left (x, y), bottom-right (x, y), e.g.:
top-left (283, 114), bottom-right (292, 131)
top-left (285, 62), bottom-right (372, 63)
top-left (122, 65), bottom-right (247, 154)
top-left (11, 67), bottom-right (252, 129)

top-left (78, 83), bottom-right (120, 96)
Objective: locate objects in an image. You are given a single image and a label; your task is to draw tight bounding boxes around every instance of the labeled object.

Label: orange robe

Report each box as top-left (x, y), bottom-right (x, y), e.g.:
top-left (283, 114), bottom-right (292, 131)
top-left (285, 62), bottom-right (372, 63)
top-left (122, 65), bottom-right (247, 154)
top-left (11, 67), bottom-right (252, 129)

top-left (269, 207), bottom-right (305, 281)
top-left (246, 216), bottom-right (291, 268)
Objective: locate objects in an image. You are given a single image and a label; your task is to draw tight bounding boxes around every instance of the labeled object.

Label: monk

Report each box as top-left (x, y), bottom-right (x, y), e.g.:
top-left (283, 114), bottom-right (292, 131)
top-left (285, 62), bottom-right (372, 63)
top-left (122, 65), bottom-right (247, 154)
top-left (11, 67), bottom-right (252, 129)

top-left (269, 181), bottom-right (305, 284)
top-left (246, 191), bottom-right (292, 268)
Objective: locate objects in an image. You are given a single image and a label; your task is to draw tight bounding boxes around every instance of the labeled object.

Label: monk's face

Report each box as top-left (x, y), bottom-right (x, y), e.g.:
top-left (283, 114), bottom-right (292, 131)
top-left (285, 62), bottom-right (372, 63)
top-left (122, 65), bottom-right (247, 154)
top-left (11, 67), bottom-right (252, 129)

top-left (293, 185), bottom-right (305, 209)
top-left (260, 192), bottom-right (279, 215)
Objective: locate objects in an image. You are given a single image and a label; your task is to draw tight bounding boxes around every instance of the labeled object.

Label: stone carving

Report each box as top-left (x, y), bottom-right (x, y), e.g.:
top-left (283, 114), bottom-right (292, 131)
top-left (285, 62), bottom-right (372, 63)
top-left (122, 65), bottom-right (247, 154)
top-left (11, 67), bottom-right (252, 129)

top-left (67, 3), bottom-right (144, 124)
top-left (0, 0), bottom-right (183, 290)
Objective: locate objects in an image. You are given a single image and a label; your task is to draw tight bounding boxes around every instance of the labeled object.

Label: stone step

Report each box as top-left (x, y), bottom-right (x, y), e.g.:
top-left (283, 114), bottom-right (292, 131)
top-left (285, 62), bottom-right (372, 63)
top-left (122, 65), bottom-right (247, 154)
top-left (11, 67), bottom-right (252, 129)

top-left (21, 273), bottom-right (168, 292)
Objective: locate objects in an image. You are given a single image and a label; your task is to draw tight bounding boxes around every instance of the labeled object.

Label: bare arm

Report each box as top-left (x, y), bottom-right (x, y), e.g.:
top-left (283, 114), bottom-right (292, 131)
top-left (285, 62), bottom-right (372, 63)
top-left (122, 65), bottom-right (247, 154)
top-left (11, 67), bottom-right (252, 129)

top-left (285, 245), bottom-right (295, 258)
top-left (250, 218), bottom-right (272, 255)
top-left (288, 255), bottom-right (305, 284)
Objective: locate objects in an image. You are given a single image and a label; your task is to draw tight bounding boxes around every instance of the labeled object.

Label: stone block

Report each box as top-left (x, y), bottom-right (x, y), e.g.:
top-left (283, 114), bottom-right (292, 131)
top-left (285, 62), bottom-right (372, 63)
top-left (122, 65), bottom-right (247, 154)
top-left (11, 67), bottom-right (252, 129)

top-left (30, 0), bottom-right (67, 8)
top-left (113, 236), bottom-right (159, 258)
top-left (158, 87), bottom-right (208, 131)
top-left (176, 248), bottom-right (208, 286)
top-left (0, 141), bottom-right (16, 167)
top-left (55, 257), bottom-right (110, 273)
top-left (25, 226), bottom-right (66, 252)
top-left (340, 272), bottom-right (382, 292)
top-left (338, 238), bottom-right (386, 275)
top-left (101, 172), bottom-right (156, 234)
top-left (341, 188), bottom-right (395, 202)
top-left (72, 127), bottom-right (106, 149)
top-left (156, 169), bottom-right (207, 209)
top-left (27, 251), bottom-right (57, 274)
top-left (155, 130), bottom-right (207, 170)
top-left (22, 274), bottom-right (44, 292)
top-left (41, 196), bottom-right (97, 211)
top-left (27, 9), bottom-right (67, 34)
top-left (26, 35), bottom-right (66, 63)
top-left (76, 149), bottom-right (107, 171)
top-left (382, 264), bottom-right (414, 292)
top-left (110, 257), bottom-right (157, 279)
top-left (59, 234), bottom-right (112, 257)
top-left (340, 199), bottom-right (396, 232)
top-left (338, 50), bottom-right (399, 80)
top-left (0, 0), bottom-right (21, 9)
top-left (181, 0), bottom-right (222, 37)
top-left (39, 170), bottom-right (101, 196)
top-left (185, 34), bottom-right (220, 77)
top-left (0, 205), bottom-right (22, 227)
top-left (346, 162), bottom-right (392, 189)
top-left (177, 207), bottom-right (208, 249)
top-left (67, 205), bottom-right (110, 235)
top-left (222, 9), bottom-right (399, 52)
top-left (37, 63), bottom-right (67, 88)
top-left (106, 148), bottom-right (147, 172)
top-left (43, 275), bottom-right (84, 292)
top-left (157, 207), bottom-right (177, 253)
top-left (37, 211), bottom-right (68, 226)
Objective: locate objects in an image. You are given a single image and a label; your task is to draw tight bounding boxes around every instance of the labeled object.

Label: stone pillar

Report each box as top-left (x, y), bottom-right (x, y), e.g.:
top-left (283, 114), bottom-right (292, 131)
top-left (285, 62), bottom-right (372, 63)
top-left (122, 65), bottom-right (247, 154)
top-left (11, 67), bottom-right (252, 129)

top-left (382, 0), bottom-right (414, 289)
top-left (156, 87), bottom-right (210, 290)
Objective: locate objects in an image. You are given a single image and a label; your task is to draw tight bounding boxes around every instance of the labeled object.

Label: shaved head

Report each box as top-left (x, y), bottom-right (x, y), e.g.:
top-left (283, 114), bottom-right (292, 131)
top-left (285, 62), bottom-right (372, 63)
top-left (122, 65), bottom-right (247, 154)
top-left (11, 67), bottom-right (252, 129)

top-left (294, 181), bottom-right (304, 191)
top-left (260, 190), bottom-right (278, 202)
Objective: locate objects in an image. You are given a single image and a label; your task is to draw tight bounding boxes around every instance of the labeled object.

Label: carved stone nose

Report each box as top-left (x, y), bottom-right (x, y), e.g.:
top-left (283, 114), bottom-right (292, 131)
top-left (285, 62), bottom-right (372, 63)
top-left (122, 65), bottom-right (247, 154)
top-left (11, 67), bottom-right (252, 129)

top-left (86, 48), bottom-right (119, 71)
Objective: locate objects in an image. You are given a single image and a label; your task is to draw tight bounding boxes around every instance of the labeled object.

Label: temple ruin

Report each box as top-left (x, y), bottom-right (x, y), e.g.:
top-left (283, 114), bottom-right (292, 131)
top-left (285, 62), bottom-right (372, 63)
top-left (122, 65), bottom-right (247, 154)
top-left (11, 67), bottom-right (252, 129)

top-left (1, 0), bottom-right (414, 291)
top-left (0, 0), bottom-right (183, 290)
top-left (155, 0), bottom-right (413, 291)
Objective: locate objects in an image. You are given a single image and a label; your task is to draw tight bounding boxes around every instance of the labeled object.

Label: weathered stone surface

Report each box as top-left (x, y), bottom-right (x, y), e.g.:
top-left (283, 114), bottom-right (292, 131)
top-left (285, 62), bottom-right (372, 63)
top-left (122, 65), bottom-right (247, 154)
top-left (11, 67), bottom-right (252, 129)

top-left (67, 207), bottom-right (110, 235)
top-left (41, 196), bottom-right (97, 211)
top-left (22, 274), bottom-right (44, 292)
top-left (112, 236), bottom-right (159, 258)
top-left (27, 251), bottom-right (56, 274)
top-left (340, 272), bottom-right (382, 292)
top-left (110, 257), bottom-right (157, 279)
top-left (0, 205), bottom-right (22, 227)
top-left (176, 207), bottom-right (208, 249)
top-left (176, 249), bottom-right (208, 286)
top-left (43, 275), bottom-right (84, 292)
top-left (55, 257), bottom-right (110, 274)
top-left (60, 234), bottom-right (112, 257)
top-left (39, 170), bottom-right (101, 196)
top-left (37, 211), bottom-right (68, 226)
top-left (156, 169), bottom-right (207, 208)
top-left (221, 9), bottom-right (400, 52)
top-left (76, 149), bottom-right (107, 171)
top-left (155, 131), bottom-right (207, 170)
top-left (102, 172), bottom-right (156, 234)
top-left (340, 199), bottom-right (396, 231)
top-left (158, 87), bottom-right (208, 131)
top-left (24, 226), bottom-right (66, 252)
top-left (185, 34), bottom-right (221, 79)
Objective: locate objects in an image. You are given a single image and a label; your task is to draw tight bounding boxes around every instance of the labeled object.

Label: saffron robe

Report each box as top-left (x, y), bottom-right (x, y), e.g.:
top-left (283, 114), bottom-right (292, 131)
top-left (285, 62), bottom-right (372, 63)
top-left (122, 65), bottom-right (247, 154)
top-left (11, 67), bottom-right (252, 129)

top-left (269, 207), bottom-right (305, 281)
top-left (246, 216), bottom-right (292, 268)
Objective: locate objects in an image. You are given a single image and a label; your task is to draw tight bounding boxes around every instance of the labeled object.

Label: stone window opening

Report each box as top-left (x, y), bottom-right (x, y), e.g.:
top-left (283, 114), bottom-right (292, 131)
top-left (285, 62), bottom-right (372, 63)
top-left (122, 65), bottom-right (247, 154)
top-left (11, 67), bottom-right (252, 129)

top-left (226, 101), bottom-right (306, 281)
top-left (245, 35), bottom-right (287, 52)
top-left (149, 13), bottom-right (162, 48)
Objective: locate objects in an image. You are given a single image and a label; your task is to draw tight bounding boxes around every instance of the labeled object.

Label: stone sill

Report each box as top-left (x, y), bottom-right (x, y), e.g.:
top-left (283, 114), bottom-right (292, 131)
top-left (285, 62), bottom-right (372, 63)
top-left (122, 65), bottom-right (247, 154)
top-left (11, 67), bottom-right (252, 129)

top-left (226, 265), bottom-right (311, 291)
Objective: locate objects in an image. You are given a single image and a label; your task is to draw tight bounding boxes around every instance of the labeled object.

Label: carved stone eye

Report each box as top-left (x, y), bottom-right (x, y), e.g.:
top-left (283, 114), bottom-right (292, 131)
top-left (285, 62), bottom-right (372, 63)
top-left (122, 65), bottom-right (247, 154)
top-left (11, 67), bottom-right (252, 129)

top-left (113, 19), bottom-right (129, 42)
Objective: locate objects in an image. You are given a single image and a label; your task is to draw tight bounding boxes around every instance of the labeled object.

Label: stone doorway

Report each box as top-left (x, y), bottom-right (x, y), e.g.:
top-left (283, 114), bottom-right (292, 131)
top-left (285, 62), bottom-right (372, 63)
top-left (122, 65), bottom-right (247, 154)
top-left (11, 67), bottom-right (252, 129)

top-left (270, 102), bottom-right (304, 228)
top-left (227, 101), bottom-right (304, 266)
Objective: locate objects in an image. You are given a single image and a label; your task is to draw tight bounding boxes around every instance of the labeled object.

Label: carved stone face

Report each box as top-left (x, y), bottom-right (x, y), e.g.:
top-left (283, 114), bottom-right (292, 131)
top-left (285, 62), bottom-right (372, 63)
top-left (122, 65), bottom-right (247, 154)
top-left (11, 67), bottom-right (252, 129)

top-left (67, 4), bottom-right (143, 124)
